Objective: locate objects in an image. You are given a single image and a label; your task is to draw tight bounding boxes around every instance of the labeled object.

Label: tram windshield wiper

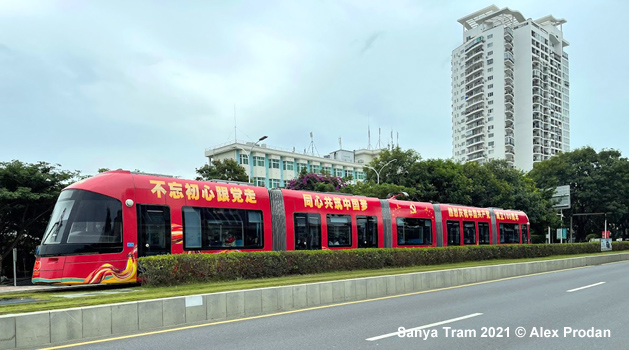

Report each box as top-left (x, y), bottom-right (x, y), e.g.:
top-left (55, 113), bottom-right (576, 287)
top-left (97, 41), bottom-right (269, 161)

top-left (44, 208), bottom-right (66, 242)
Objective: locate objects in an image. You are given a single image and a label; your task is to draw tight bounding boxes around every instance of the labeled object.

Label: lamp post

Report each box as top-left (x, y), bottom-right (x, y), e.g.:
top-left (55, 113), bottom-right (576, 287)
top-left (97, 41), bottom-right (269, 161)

top-left (248, 135), bottom-right (268, 184)
top-left (363, 159), bottom-right (397, 184)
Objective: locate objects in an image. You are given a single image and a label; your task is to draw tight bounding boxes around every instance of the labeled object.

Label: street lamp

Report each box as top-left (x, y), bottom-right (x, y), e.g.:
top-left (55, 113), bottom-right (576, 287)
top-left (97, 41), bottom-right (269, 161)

top-left (248, 135), bottom-right (268, 184)
top-left (363, 159), bottom-right (397, 184)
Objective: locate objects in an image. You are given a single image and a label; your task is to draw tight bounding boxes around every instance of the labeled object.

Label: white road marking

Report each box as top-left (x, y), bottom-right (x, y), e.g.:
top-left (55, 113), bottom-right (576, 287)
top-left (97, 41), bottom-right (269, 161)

top-left (567, 281), bottom-right (606, 293)
top-left (366, 313), bottom-right (483, 341)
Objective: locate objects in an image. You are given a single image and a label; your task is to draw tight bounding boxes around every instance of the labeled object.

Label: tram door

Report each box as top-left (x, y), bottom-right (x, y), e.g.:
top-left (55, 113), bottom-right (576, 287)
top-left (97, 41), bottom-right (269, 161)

top-left (357, 216), bottom-right (378, 248)
top-left (137, 205), bottom-right (171, 257)
top-left (294, 213), bottom-right (321, 250)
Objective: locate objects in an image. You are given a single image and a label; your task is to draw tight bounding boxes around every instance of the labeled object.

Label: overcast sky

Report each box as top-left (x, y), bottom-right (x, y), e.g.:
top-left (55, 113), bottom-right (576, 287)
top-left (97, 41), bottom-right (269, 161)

top-left (1, 1), bottom-right (626, 180)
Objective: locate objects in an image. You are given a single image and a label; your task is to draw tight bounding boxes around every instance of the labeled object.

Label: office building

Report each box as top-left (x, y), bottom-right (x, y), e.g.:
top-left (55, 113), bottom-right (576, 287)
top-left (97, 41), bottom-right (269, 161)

top-left (205, 140), bottom-right (381, 188)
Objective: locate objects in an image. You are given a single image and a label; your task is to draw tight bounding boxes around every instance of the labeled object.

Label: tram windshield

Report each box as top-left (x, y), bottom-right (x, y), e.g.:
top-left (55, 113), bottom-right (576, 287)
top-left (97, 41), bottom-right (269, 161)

top-left (38, 189), bottom-right (123, 256)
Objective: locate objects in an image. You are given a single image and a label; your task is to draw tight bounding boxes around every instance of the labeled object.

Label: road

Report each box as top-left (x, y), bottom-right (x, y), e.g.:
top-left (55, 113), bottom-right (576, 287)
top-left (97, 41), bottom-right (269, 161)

top-left (41, 261), bottom-right (629, 350)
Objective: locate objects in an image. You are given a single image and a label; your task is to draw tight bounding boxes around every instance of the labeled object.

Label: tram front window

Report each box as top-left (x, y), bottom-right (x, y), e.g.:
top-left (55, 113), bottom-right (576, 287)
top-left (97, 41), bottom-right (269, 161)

top-left (38, 190), bottom-right (123, 256)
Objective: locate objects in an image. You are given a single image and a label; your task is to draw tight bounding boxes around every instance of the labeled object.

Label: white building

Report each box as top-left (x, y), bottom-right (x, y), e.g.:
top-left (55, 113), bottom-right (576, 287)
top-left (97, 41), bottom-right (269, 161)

top-left (451, 5), bottom-right (570, 171)
top-left (205, 140), bottom-right (382, 188)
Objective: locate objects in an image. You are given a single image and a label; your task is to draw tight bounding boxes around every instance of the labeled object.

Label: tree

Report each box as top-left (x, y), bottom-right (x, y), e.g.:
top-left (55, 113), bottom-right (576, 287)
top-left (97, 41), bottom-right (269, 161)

top-left (196, 159), bottom-right (248, 182)
top-left (0, 160), bottom-right (78, 276)
top-left (528, 147), bottom-right (629, 241)
top-left (364, 147), bottom-right (421, 187)
top-left (286, 168), bottom-right (346, 192)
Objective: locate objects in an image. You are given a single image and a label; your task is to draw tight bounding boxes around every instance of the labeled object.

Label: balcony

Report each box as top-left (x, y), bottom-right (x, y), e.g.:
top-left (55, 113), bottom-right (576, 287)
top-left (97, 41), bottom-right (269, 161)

top-left (465, 49), bottom-right (484, 62)
top-left (467, 151), bottom-right (486, 161)
top-left (465, 111), bottom-right (484, 123)
top-left (465, 64), bottom-right (484, 78)
top-left (504, 52), bottom-right (515, 64)
top-left (465, 88), bottom-right (484, 100)
top-left (466, 136), bottom-right (485, 147)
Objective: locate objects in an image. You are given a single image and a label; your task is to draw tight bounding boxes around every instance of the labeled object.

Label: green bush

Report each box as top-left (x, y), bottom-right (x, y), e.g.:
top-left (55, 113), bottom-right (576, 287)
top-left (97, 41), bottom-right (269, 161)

top-left (137, 242), bottom-right (622, 286)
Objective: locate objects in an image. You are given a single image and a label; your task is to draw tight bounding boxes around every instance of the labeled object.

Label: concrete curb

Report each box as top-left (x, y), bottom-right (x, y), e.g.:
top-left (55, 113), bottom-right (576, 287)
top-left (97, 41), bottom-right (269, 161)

top-left (1, 253), bottom-right (628, 349)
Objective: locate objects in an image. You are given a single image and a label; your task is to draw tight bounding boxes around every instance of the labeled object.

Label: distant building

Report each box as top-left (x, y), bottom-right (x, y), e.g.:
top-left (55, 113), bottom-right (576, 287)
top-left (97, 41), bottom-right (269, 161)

top-left (452, 5), bottom-right (570, 171)
top-left (205, 140), bottom-right (382, 188)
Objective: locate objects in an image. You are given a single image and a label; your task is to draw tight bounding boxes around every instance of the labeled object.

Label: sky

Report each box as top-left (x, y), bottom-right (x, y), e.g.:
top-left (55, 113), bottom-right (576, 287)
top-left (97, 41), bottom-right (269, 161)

top-left (1, 0), bottom-right (627, 180)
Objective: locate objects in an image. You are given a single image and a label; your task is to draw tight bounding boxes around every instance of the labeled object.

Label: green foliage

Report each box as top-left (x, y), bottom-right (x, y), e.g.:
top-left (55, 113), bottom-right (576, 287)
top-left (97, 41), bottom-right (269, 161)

top-left (137, 243), bottom-right (616, 286)
top-left (365, 146), bottom-right (421, 187)
top-left (0, 160), bottom-right (79, 273)
top-left (342, 182), bottom-right (418, 200)
top-left (196, 159), bottom-right (248, 182)
top-left (528, 147), bottom-right (629, 242)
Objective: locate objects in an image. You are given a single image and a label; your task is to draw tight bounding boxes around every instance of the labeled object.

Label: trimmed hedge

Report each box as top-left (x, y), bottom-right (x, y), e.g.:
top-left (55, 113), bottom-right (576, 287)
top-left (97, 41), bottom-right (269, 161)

top-left (137, 242), bottom-right (629, 286)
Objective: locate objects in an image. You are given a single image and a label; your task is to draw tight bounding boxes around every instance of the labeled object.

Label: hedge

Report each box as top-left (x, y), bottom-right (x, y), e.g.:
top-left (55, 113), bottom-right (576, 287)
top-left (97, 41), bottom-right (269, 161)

top-left (137, 242), bottom-right (629, 286)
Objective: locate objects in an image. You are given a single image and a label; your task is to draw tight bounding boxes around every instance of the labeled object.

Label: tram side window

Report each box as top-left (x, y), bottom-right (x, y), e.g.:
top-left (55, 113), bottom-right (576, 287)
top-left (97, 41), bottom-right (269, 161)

top-left (326, 214), bottom-right (352, 247)
top-left (521, 224), bottom-right (529, 244)
top-left (182, 207), bottom-right (263, 250)
top-left (397, 217), bottom-right (432, 245)
top-left (499, 223), bottom-right (519, 244)
top-left (463, 221), bottom-right (476, 245)
top-left (446, 221), bottom-right (461, 246)
top-left (478, 222), bottom-right (490, 245)
top-left (356, 215), bottom-right (378, 248)
top-left (294, 213), bottom-right (322, 250)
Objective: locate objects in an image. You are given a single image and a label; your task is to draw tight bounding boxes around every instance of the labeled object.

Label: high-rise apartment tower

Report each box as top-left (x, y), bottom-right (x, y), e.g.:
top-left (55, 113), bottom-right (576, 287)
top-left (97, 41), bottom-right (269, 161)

top-left (451, 5), bottom-right (570, 171)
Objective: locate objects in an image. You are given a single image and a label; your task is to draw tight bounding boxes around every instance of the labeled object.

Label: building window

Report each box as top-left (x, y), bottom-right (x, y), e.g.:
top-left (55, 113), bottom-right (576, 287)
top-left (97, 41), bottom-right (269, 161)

top-left (269, 179), bottom-right (280, 188)
top-left (488, 100), bottom-right (494, 105)
top-left (334, 168), bottom-right (344, 177)
top-left (356, 171), bottom-right (365, 180)
top-left (487, 51), bottom-right (493, 56)
top-left (488, 34), bottom-right (493, 39)
top-left (487, 42), bottom-right (493, 47)
top-left (283, 161), bottom-right (294, 171)
top-left (488, 84), bottom-right (493, 89)
top-left (488, 92), bottom-right (494, 97)
top-left (487, 75), bottom-right (493, 81)
top-left (239, 154), bottom-right (249, 165)
top-left (488, 67), bottom-right (493, 72)
top-left (254, 177), bottom-right (266, 187)
top-left (487, 59), bottom-right (493, 65)
top-left (489, 133), bottom-right (494, 138)
top-left (488, 141), bottom-right (494, 146)
top-left (344, 170), bottom-right (353, 178)
top-left (322, 166), bottom-right (332, 174)
top-left (269, 159), bottom-right (280, 169)
top-left (488, 116), bottom-right (494, 121)
top-left (311, 165), bottom-right (321, 174)
top-left (253, 156), bottom-right (265, 167)
top-left (488, 108), bottom-right (493, 114)
top-left (297, 162), bottom-right (308, 172)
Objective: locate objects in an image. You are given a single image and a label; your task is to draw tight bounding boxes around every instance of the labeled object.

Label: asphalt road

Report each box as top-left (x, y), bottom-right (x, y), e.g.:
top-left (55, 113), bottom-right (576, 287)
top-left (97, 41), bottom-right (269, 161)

top-left (42, 261), bottom-right (629, 350)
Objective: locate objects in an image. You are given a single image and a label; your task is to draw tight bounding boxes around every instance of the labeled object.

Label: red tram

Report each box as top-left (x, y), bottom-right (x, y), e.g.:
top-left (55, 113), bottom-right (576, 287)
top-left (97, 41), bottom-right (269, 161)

top-left (33, 170), bottom-right (529, 285)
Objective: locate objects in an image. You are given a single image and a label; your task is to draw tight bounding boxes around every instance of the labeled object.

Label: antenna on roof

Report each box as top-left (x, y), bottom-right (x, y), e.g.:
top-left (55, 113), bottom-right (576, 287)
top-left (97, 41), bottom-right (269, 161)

top-left (306, 132), bottom-right (320, 157)
top-left (339, 137), bottom-right (342, 150)
top-left (376, 128), bottom-right (383, 149)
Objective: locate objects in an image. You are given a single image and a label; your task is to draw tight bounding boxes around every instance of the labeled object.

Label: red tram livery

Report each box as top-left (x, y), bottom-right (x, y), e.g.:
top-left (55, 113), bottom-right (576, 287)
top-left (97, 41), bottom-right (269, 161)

top-left (33, 171), bottom-right (530, 285)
